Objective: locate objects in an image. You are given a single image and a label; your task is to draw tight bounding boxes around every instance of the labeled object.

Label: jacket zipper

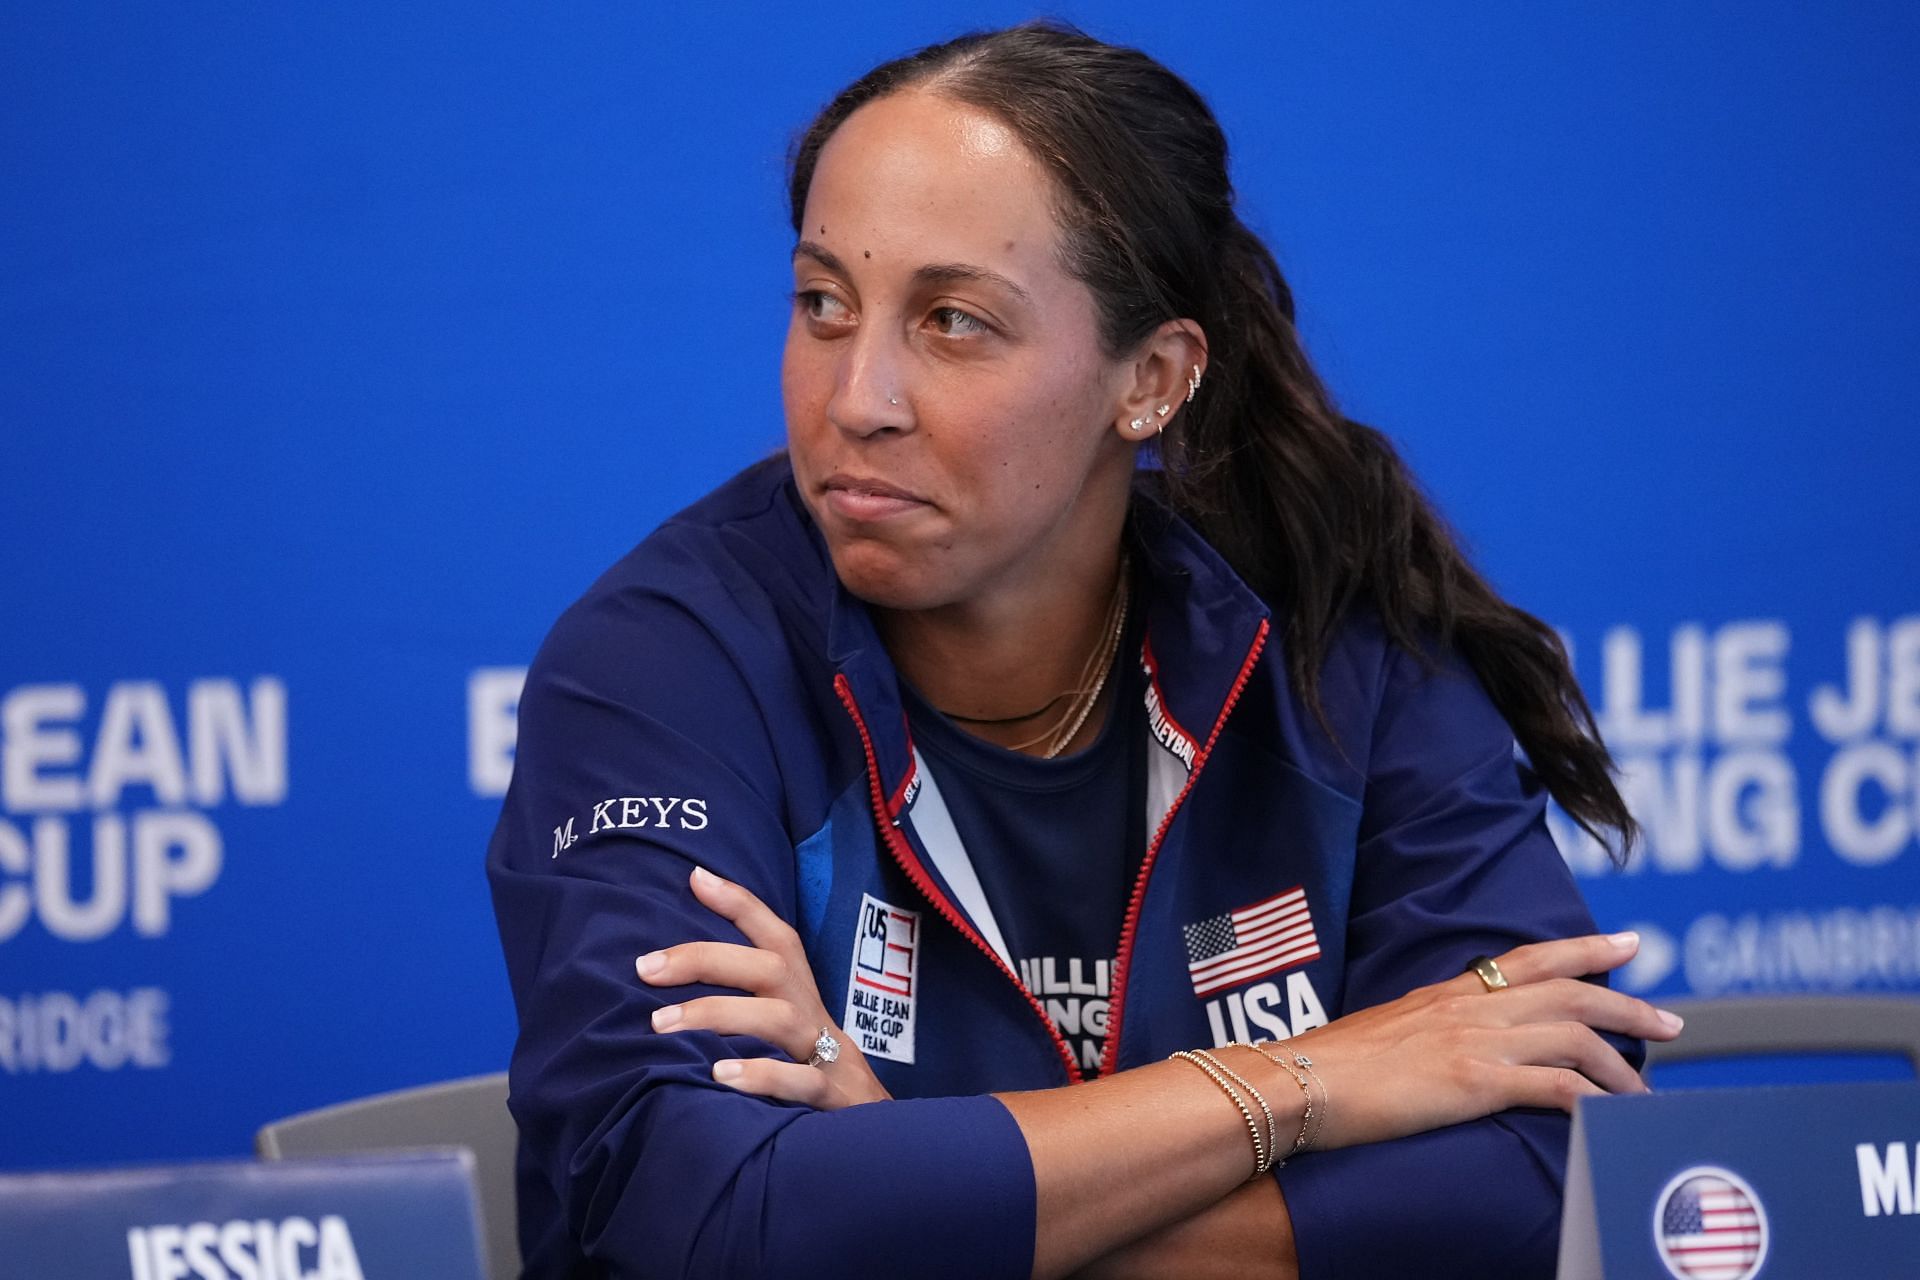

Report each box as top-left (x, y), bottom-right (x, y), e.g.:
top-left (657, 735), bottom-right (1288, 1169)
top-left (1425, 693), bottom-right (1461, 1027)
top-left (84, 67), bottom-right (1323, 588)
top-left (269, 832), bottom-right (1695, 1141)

top-left (835, 674), bottom-right (1084, 1084)
top-left (1097, 619), bottom-right (1270, 1077)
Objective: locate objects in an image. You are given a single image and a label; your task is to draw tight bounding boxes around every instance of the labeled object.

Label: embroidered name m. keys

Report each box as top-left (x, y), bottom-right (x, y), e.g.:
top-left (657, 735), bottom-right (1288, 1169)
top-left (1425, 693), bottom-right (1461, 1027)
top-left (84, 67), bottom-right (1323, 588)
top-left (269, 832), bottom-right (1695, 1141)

top-left (552, 796), bottom-right (709, 856)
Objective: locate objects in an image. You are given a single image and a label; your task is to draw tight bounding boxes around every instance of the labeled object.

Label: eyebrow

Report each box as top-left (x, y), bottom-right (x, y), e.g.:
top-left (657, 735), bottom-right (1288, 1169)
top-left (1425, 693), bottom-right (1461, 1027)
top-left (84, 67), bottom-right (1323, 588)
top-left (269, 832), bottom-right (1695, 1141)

top-left (792, 240), bottom-right (1033, 305)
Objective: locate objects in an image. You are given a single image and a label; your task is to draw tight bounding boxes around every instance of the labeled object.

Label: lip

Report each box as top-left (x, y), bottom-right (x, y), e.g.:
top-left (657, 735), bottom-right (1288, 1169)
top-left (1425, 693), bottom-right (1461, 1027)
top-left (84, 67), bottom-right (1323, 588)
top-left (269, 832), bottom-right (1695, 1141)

top-left (820, 473), bottom-right (931, 522)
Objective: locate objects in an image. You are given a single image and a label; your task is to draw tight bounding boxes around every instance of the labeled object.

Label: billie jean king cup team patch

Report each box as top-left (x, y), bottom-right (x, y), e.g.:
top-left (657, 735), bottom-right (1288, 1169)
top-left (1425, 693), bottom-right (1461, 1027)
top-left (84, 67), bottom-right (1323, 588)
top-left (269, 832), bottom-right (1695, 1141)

top-left (843, 894), bottom-right (920, 1064)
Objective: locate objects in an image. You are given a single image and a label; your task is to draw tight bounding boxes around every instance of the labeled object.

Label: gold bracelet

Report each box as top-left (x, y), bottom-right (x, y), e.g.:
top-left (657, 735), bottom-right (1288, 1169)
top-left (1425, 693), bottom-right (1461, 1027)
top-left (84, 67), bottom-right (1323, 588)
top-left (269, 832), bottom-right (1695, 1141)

top-left (1170, 1050), bottom-right (1268, 1179)
top-left (1189, 1049), bottom-right (1279, 1176)
top-left (1291, 1052), bottom-right (1328, 1152)
top-left (1237, 1042), bottom-right (1315, 1165)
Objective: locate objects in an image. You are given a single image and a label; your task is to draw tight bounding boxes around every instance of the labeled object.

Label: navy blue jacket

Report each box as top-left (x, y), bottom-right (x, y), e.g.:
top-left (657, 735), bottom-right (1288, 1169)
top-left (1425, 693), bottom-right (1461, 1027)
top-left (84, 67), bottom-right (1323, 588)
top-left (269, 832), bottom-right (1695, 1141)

top-left (488, 456), bottom-right (1616, 1278)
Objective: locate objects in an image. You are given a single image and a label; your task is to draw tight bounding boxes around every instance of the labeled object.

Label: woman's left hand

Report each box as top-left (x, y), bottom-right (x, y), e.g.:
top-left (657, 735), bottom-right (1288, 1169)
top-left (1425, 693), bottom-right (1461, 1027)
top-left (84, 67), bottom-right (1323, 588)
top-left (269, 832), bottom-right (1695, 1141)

top-left (636, 865), bottom-right (893, 1110)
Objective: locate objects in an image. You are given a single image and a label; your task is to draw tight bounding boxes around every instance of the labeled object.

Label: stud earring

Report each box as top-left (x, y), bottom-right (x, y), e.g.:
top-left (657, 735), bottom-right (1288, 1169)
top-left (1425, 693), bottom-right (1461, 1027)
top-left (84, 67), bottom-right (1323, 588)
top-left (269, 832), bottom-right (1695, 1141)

top-left (1156, 404), bottom-right (1170, 418)
top-left (1186, 365), bottom-right (1202, 403)
top-left (1128, 415), bottom-right (1150, 432)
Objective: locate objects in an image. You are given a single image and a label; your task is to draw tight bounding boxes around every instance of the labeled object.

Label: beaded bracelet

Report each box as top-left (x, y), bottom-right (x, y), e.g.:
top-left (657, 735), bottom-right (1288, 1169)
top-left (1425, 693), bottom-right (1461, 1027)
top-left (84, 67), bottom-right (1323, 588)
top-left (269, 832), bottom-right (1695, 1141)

top-left (1189, 1049), bottom-right (1279, 1176)
top-left (1169, 1050), bottom-right (1269, 1179)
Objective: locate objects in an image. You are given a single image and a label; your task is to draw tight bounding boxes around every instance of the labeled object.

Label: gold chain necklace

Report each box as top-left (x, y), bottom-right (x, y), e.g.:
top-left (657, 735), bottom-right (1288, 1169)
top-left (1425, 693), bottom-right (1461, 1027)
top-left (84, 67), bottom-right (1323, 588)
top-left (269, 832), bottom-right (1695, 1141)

top-left (1007, 556), bottom-right (1131, 758)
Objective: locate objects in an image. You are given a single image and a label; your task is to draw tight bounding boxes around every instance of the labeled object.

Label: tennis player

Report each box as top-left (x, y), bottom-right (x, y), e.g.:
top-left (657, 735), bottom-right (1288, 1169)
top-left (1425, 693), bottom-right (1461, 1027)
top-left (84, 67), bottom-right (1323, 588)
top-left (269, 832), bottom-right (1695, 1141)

top-left (489, 24), bottom-right (1678, 1278)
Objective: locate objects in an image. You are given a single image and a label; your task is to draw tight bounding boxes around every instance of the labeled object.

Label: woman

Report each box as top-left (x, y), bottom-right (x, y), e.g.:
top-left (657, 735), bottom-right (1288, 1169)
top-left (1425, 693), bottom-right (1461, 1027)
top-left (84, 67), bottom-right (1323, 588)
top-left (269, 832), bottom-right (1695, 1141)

top-left (488, 24), bottom-right (1677, 1279)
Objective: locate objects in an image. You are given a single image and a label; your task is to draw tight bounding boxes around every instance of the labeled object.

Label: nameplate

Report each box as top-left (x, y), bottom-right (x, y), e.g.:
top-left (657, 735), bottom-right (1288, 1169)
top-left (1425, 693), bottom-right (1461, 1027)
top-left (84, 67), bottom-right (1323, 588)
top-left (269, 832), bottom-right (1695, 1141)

top-left (0, 1150), bottom-right (487, 1280)
top-left (1558, 1080), bottom-right (1920, 1278)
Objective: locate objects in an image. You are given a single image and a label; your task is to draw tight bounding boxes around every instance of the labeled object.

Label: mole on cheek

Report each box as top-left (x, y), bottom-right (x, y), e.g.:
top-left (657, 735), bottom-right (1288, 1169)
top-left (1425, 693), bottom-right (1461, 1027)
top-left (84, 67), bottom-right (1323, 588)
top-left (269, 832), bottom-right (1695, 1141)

top-left (864, 250), bottom-right (871, 259)
top-left (819, 224), bottom-right (826, 234)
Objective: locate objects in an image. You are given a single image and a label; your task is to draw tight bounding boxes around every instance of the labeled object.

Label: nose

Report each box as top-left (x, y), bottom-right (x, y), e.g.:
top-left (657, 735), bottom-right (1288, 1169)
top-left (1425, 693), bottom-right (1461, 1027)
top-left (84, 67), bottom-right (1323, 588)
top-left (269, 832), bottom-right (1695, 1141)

top-left (826, 328), bottom-right (912, 439)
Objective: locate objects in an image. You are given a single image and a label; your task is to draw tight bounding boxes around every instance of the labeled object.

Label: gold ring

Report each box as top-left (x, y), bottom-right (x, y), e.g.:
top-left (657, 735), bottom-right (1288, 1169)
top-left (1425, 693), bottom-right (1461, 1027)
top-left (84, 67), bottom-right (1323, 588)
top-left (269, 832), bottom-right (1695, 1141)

top-left (1466, 955), bottom-right (1509, 992)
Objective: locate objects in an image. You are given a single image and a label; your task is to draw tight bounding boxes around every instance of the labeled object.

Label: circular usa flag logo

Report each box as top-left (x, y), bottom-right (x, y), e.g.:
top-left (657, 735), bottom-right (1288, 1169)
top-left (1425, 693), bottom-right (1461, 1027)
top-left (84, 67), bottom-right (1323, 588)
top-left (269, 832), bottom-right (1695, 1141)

top-left (1652, 1165), bottom-right (1769, 1280)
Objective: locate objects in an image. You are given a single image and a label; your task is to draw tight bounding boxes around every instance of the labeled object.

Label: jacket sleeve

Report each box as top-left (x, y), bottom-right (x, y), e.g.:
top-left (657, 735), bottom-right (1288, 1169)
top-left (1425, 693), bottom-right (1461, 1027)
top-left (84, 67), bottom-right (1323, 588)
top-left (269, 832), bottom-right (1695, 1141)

top-left (1273, 643), bottom-right (1639, 1279)
top-left (486, 586), bottom-right (1035, 1279)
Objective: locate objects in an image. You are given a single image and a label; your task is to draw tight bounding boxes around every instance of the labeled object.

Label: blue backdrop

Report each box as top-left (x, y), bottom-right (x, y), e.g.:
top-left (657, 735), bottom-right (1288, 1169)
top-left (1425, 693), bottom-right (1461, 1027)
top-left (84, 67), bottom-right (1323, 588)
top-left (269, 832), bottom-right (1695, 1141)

top-left (4, 2), bottom-right (1916, 1170)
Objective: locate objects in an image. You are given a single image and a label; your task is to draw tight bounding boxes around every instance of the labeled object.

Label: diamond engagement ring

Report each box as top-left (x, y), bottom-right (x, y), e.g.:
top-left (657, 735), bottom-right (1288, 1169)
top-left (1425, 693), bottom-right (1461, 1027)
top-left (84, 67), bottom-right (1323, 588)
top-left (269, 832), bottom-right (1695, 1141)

top-left (806, 1026), bottom-right (841, 1068)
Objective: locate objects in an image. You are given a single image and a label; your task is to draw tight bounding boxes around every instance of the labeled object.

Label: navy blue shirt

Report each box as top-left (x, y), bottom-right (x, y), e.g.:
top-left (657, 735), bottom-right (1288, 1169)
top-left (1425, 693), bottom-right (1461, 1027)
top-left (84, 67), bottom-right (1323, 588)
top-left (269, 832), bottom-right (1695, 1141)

top-left (902, 608), bottom-right (1148, 1079)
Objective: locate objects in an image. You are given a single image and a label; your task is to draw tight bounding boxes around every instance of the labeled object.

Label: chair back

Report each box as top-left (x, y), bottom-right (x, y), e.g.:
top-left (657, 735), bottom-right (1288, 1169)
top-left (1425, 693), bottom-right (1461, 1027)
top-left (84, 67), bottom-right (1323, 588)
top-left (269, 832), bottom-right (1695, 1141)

top-left (1644, 994), bottom-right (1920, 1074)
top-left (257, 1072), bottom-right (518, 1280)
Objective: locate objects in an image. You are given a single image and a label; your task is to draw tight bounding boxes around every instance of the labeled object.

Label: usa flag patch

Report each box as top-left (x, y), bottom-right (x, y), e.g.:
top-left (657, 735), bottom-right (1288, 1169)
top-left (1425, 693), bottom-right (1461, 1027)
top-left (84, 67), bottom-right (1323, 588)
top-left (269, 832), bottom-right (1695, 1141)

top-left (1183, 887), bottom-right (1321, 998)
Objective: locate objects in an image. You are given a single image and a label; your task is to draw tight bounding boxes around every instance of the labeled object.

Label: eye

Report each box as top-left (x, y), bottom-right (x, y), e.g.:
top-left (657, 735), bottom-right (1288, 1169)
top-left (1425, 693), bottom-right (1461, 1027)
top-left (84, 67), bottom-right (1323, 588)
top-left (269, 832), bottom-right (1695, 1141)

top-left (929, 305), bottom-right (990, 338)
top-left (794, 289), bottom-right (854, 328)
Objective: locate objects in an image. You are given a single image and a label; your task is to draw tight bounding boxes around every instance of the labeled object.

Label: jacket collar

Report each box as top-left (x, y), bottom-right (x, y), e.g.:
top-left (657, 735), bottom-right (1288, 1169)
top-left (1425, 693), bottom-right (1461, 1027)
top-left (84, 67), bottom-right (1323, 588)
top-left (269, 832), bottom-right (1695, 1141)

top-left (808, 474), bottom-right (1274, 812)
top-left (1126, 485), bottom-right (1275, 759)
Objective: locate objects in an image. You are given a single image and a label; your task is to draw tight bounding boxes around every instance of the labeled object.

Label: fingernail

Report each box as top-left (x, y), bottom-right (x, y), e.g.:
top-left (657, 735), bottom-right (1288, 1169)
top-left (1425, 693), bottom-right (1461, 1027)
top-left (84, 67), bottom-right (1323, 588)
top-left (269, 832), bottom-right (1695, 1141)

top-left (636, 951), bottom-right (666, 979)
top-left (692, 866), bottom-right (718, 889)
top-left (651, 1005), bottom-right (682, 1031)
top-left (1608, 931), bottom-right (1640, 950)
top-left (713, 1060), bottom-right (743, 1082)
top-left (1658, 1008), bottom-right (1684, 1032)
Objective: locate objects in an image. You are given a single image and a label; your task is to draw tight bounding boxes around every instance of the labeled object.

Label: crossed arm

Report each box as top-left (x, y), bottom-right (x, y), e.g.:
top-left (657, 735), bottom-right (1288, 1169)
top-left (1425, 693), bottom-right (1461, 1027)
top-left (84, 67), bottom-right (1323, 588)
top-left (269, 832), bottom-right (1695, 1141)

top-left (494, 600), bottom-right (1673, 1276)
top-left (640, 866), bottom-right (1676, 1279)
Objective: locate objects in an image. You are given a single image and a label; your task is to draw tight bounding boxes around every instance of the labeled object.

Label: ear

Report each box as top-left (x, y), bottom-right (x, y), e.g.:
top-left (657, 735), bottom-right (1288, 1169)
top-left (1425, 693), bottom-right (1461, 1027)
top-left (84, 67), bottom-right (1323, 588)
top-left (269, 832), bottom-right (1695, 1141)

top-left (1110, 320), bottom-right (1209, 442)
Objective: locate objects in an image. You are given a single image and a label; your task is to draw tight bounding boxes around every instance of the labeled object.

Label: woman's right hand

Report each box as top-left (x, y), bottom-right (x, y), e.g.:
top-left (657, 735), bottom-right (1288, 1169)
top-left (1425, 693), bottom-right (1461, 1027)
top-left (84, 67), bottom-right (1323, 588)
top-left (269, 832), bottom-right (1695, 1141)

top-left (1287, 931), bottom-right (1681, 1151)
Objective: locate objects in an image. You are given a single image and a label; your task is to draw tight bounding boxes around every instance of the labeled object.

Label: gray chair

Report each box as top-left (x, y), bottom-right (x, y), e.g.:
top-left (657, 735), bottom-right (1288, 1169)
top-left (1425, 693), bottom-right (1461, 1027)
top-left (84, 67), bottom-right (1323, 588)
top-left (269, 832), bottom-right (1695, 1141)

top-left (256, 1073), bottom-right (519, 1280)
top-left (1644, 994), bottom-right (1920, 1076)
